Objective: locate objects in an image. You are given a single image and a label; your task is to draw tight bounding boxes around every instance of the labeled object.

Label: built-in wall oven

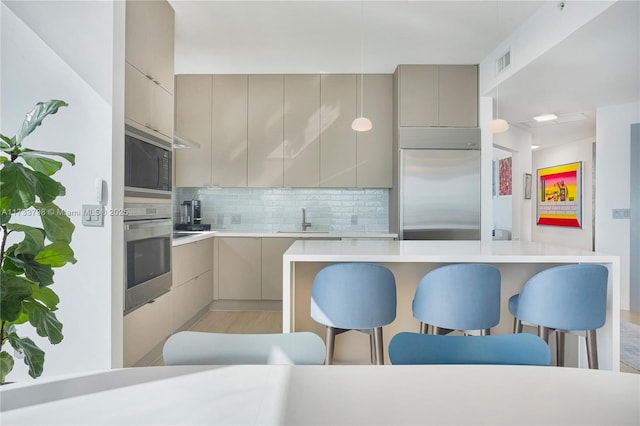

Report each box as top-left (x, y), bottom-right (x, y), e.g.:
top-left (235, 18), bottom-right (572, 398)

top-left (124, 202), bottom-right (172, 314)
top-left (124, 125), bottom-right (172, 199)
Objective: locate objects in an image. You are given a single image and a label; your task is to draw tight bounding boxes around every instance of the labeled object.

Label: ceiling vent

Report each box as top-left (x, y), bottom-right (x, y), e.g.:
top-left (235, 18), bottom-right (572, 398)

top-left (496, 49), bottom-right (511, 74)
top-left (517, 112), bottom-right (589, 128)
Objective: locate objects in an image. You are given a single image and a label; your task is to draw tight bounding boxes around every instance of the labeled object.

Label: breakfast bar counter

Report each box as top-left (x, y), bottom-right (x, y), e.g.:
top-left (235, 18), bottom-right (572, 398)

top-left (282, 240), bottom-right (620, 369)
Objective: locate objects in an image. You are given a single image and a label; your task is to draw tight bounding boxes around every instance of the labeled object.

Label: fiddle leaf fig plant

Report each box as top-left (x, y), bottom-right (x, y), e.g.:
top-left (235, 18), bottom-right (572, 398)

top-left (0, 100), bottom-right (76, 383)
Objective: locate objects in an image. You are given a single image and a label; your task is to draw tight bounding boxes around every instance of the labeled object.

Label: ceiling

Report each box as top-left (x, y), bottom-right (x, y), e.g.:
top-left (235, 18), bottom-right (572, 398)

top-left (169, 0), bottom-right (640, 149)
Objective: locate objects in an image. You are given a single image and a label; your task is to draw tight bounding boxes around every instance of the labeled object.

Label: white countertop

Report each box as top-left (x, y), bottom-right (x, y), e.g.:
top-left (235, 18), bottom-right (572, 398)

top-left (2, 365), bottom-right (638, 425)
top-left (283, 239), bottom-right (618, 263)
top-left (172, 231), bottom-right (397, 246)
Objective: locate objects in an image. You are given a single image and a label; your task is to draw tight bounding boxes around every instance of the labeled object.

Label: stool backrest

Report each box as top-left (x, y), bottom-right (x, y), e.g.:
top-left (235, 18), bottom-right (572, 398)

top-left (311, 263), bottom-right (397, 330)
top-left (388, 332), bottom-right (551, 366)
top-left (413, 264), bottom-right (501, 331)
top-left (162, 331), bottom-right (326, 365)
top-left (514, 264), bottom-right (608, 330)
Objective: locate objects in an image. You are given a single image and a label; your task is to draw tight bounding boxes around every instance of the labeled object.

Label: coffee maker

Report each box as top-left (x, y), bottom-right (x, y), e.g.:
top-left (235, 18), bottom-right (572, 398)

top-left (176, 199), bottom-right (210, 231)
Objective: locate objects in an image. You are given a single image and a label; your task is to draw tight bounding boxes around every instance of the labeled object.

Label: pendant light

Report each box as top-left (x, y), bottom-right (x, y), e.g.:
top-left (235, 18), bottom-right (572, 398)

top-left (487, 1), bottom-right (509, 134)
top-left (352, 0), bottom-right (372, 132)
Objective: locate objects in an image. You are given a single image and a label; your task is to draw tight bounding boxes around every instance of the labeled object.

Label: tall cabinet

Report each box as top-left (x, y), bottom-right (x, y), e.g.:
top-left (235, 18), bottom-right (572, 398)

top-left (124, 0), bottom-right (174, 142)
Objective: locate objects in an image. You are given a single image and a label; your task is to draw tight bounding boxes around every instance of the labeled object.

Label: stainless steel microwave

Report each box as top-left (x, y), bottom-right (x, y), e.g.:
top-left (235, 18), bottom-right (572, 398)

top-left (125, 126), bottom-right (172, 199)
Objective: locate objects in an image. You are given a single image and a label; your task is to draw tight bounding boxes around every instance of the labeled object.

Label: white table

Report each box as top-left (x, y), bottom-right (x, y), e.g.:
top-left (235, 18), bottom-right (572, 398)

top-left (1, 365), bottom-right (638, 425)
top-left (282, 240), bottom-right (620, 369)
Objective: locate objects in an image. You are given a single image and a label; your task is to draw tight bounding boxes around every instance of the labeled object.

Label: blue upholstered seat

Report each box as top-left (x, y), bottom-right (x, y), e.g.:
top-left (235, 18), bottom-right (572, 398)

top-left (508, 264), bottom-right (608, 369)
top-left (412, 264), bottom-right (501, 335)
top-left (311, 263), bottom-right (397, 365)
top-left (388, 332), bottom-right (551, 366)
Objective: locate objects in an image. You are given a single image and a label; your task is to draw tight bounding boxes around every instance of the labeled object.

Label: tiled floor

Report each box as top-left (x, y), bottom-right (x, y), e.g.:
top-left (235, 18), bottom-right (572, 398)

top-left (174, 309), bottom-right (639, 373)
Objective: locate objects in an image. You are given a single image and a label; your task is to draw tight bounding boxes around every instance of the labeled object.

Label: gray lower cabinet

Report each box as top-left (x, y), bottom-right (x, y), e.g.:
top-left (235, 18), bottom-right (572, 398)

top-left (261, 238), bottom-right (296, 300)
top-left (123, 290), bottom-right (173, 367)
top-left (217, 237), bottom-right (262, 300)
top-left (172, 238), bottom-right (214, 329)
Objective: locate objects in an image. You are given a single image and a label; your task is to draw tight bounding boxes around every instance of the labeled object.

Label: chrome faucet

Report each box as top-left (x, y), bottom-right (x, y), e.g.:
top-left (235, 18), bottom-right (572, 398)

top-left (302, 208), bottom-right (312, 231)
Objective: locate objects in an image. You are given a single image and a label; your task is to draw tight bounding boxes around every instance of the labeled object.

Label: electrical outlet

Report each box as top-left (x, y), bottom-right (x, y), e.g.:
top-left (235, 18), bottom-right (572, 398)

top-left (217, 214), bottom-right (224, 225)
top-left (612, 209), bottom-right (630, 219)
top-left (351, 215), bottom-right (358, 225)
top-left (231, 214), bottom-right (241, 224)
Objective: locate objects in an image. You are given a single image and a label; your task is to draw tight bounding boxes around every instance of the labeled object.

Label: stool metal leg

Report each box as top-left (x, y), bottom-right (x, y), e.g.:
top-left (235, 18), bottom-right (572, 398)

top-left (538, 325), bottom-right (551, 344)
top-left (513, 318), bottom-right (523, 334)
top-left (586, 329), bottom-right (599, 369)
top-left (556, 331), bottom-right (565, 367)
top-left (373, 327), bottom-right (384, 365)
top-left (420, 322), bottom-right (428, 334)
top-left (369, 333), bottom-right (375, 364)
top-left (324, 326), bottom-right (335, 365)
top-left (480, 328), bottom-right (490, 336)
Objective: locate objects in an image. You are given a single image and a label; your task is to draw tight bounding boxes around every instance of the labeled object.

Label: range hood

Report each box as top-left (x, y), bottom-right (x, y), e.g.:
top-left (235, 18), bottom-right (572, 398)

top-left (173, 134), bottom-right (200, 149)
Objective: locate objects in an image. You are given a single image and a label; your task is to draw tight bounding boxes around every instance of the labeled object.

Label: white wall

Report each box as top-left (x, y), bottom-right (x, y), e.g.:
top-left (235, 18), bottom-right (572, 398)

top-left (531, 138), bottom-right (594, 250)
top-left (492, 125), bottom-right (533, 242)
top-left (595, 102), bottom-right (640, 311)
top-left (0, 2), bottom-right (124, 381)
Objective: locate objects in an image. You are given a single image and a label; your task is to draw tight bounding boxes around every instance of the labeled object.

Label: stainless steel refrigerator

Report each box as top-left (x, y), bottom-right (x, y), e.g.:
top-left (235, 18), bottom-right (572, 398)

top-left (398, 128), bottom-right (481, 240)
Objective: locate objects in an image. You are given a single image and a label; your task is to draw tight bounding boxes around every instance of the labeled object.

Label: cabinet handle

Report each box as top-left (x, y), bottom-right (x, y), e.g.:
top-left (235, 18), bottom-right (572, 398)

top-left (153, 79), bottom-right (160, 85)
top-left (145, 74), bottom-right (153, 80)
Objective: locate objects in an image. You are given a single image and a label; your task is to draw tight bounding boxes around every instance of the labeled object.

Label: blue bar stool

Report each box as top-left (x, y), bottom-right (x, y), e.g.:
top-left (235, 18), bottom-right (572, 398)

top-left (388, 332), bottom-right (551, 366)
top-left (311, 263), bottom-right (397, 365)
top-left (412, 264), bottom-right (501, 335)
top-left (508, 264), bottom-right (608, 369)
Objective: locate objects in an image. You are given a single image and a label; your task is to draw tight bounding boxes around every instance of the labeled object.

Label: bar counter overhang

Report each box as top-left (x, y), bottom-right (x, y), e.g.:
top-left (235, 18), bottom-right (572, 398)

top-left (282, 240), bottom-right (620, 370)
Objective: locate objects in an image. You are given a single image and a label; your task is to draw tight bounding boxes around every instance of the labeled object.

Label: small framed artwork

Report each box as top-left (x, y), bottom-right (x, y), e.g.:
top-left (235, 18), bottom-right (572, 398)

top-left (524, 173), bottom-right (532, 199)
top-left (536, 161), bottom-right (582, 228)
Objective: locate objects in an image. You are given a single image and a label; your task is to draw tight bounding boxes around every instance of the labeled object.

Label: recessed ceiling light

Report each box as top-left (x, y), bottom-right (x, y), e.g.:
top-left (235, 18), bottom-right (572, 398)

top-left (531, 145), bottom-right (540, 150)
top-left (533, 113), bottom-right (558, 122)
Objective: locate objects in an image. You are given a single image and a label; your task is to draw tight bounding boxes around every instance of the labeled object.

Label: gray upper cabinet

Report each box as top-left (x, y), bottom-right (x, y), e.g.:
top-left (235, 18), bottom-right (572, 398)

top-left (248, 75), bottom-right (285, 187)
top-left (174, 75), bottom-right (213, 187)
top-left (124, 0), bottom-right (174, 142)
top-left (212, 75), bottom-right (248, 187)
top-left (125, 0), bottom-right (174, 95)
top-left (174, 73), bottom-right (392, 189)
top-left (320, 74), bottom-right (357, 188)
top-left (284, 74), bottom-right (321, 187)
top-left (438, 65), bottom-right (478, 127)
top-left (397, 64), bottom-right (478, 128)
top-left (357, 74), bottom-right (393, 188)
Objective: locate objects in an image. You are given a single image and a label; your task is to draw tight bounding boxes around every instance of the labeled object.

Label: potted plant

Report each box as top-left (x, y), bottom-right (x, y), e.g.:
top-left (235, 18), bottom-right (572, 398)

top-left (0, 100), bottom-right (76, 383)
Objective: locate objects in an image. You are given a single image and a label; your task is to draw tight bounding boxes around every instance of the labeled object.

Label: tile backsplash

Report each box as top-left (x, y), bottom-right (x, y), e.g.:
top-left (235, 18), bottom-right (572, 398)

top-left (174, 188), bottom-right (389, 233)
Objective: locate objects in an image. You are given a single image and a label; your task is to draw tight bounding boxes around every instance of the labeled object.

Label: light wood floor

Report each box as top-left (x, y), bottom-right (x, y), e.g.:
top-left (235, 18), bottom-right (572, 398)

top-left (620, 309), bottom-right (640, 374)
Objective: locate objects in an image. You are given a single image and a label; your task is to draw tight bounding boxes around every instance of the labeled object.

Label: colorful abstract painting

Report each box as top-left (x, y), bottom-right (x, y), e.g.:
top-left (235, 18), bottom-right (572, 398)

top-left (536, 161), bottom-right (582, 228)
top-left (498, 157), bottom-right (512, 196)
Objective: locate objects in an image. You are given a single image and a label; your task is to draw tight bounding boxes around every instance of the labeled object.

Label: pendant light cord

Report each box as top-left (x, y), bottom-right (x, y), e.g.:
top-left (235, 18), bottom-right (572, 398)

top-left (359, 0), bottom-right (365, 117)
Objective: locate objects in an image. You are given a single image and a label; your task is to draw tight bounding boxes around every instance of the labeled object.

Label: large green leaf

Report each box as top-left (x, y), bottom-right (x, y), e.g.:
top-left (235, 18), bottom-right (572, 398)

top-left (1, 245), bottom-right (24, 275)
top-left (0, 162), bottom-right (37, 211)
top-left (34, 241), bottom-right (76, 267)
top-left (0, 133), bottom-right (12, 149)
top-left (34, 202), bottom-right (75, 243)
top-left (20, 148), bottom-right (75, 166)
top-left (22, 299), bottom-right (64, 344)
top-left (21, 154), bottom-right (63, 176)
top-left (0, 272), bottom-right (32, 322)
top-left (6, 330), bottom-right (45, 379)
top-left (0, 351), bottom-right (15, 384)
top-left (7, 223), bottom-right (46, 256)
top-left (14, 100), bottom-right (68, 145)
top-left (14, 254), bottom-right (55, 286)
top-left (0, 210), bottom-right (10, 225)
top-left (31, 170), bottom-right (65, 203)
top-left (30, 284), bottom-right (60, 310)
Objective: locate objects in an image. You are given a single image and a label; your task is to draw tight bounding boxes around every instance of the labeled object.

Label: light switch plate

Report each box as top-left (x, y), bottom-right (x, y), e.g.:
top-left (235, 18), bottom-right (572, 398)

top-left (82, 204), bottom-right (104, 227)
top-left (612, 208), bottom-right (630, 219)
